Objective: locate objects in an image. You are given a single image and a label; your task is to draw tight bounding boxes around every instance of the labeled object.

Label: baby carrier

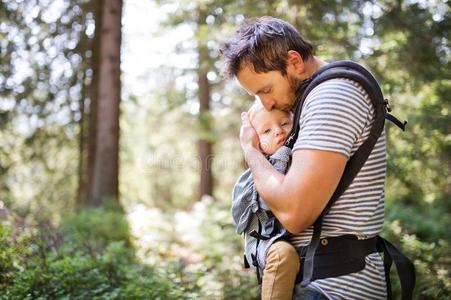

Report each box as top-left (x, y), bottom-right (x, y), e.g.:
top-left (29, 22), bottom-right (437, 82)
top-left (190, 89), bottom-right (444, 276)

top-left (232, 145), bottom-right (292, 284)
top-left (234, 61), bottom-right (415, 300)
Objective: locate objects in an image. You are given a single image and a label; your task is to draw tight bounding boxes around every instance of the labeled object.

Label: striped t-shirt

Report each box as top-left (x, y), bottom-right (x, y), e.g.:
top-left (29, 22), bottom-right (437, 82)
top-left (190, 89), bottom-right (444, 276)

top-left (290, 78), bottom-right (387, 300)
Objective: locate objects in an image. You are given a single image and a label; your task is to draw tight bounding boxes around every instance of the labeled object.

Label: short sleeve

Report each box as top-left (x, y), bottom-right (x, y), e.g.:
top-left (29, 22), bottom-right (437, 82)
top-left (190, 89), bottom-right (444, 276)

top-left (292, 78), bottom-right (372, 158)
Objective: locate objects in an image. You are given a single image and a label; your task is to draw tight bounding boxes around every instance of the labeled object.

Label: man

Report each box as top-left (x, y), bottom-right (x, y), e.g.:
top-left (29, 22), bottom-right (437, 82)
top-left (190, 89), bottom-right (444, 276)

top-left (222, 16), bottom-right (388, 299)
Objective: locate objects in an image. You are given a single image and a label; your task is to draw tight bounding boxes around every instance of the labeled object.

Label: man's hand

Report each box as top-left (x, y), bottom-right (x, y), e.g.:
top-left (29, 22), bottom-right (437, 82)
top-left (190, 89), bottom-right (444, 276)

top-left (239, 112), bottom-right (260, 158)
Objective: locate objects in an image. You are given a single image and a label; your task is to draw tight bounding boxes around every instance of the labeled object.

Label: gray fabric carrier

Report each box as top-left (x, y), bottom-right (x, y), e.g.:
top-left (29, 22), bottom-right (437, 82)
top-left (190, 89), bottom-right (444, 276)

top-left (231, 145), bottom-right (292, 282)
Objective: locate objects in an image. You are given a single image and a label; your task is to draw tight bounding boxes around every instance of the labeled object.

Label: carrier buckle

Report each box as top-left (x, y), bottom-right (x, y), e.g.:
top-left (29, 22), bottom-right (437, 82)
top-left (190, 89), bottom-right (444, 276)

top-left (384, 98), bottom-right (392, 112)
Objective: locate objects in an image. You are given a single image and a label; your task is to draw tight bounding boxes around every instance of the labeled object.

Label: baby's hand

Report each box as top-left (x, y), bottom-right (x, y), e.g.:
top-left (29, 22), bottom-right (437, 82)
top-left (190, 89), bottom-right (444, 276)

top-left (239, 112), bottom-right (260, 153)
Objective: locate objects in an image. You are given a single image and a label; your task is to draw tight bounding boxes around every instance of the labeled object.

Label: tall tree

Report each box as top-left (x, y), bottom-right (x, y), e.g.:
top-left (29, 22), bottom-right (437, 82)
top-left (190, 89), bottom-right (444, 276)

top-left (86, 0), bottom-right (123, 207)
top-left (156, 0), bottom-right (221, 199)
top-left (197, 7), bottom-right (214, 198)
top-left (77, 1), bottom-right (100, 207)
top-left (77, 0), bottom-right (102, 207)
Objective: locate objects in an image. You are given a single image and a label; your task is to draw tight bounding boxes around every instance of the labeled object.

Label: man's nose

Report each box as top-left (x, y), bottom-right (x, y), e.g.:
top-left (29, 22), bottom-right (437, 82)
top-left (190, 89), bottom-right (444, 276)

top-left (258, 96), bottom-right (275, 111)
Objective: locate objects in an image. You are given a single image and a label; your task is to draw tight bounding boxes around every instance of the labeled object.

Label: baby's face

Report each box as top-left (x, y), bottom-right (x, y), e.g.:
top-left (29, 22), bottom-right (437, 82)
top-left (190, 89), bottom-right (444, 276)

top-left (250, 109), bottom-right (293, 155)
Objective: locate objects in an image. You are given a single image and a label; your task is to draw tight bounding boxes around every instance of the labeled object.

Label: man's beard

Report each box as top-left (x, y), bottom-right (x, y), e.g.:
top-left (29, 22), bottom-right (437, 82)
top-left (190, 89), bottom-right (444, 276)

top-left (273, 74), bottom-right (306, 112)
top-left (282, 74), bottom-right (302, 112)
top-left (289, 74), bottom-right (314, 112)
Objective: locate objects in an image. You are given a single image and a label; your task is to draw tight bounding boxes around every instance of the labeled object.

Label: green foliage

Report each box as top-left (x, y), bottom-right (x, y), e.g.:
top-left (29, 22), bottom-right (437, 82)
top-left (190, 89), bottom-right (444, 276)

top-left (127, 198), bottom-right (259, 299)
top-left (0, 203), bottom-right (260, 299)
top-left (2, 201), bottom-right (449, 299)
top-left (383, 218), bottom-right (451, 299)
top-left (3, 244), bottom-right (187, 300)
top-left (59, 207), bottom-right (132, 253)
top-left (0, 225), bottom-right (32, 290)
top-left (0, 0), bottom-right (88, 217)
top-left (120, 91), bottom-right (200, 210)
top-left (0, 208), bottom-right (192, 300)
top-left (386, 199), bottom-right (451, 242)
top-left (185, 199), bottom-right (260, 299)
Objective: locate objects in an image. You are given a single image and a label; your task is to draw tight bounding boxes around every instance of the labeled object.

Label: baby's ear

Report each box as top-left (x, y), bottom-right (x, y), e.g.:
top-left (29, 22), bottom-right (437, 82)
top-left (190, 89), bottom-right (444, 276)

top-left (259, 142), bottom-right (269, 155)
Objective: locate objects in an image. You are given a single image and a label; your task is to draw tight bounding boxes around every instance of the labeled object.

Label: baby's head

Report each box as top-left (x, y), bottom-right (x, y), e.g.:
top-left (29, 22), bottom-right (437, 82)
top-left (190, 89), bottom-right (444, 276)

top-left (248, 101), bottom-right (293, 155)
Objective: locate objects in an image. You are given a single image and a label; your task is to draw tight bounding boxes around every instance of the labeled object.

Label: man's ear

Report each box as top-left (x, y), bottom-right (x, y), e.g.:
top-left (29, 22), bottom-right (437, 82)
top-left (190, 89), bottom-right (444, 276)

top-left (286, 50), bottom-right (305, 76)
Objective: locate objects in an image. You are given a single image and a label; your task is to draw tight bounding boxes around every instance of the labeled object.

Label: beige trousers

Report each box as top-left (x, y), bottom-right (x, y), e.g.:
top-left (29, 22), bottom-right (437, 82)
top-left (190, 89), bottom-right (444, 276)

top-left (261, 241), bottom-right (301, 300)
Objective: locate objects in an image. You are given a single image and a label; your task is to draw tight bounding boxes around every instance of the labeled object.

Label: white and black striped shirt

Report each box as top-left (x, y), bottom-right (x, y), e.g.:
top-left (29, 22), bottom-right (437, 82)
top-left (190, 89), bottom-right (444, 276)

top-left (291, 78), bottom-right (387, 300)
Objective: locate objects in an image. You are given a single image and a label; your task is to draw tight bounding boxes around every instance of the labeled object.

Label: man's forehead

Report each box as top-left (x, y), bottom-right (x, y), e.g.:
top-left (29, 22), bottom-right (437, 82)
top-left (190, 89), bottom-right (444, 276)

top-left (237, 63), bottom-right (259, 81)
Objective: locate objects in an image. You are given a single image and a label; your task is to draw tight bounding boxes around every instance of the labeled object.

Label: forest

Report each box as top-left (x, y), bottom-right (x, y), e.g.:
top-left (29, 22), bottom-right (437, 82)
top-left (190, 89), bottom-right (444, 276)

top-left (0, 0), bottom-right (449, 299)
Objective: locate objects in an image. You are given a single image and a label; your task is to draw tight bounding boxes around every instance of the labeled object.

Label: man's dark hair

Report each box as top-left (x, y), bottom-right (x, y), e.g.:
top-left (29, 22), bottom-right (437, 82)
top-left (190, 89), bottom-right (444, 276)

top-left (221, 16), bottom-right (314, 80)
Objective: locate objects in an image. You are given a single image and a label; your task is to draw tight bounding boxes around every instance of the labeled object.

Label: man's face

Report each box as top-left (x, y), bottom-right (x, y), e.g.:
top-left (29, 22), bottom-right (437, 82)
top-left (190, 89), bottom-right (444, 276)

top-left (237, 63), bottom-right (299, 112)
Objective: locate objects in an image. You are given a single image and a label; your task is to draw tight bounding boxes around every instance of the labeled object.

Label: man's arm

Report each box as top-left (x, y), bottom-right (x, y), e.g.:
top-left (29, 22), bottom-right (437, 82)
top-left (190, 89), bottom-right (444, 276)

top-left (240, 112), bottom-right (347, 234)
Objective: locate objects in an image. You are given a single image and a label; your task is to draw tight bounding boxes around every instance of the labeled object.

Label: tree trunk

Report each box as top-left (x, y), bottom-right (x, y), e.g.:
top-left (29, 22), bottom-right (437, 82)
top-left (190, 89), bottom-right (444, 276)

top-left (88, 0), bottom-right (122, 207)
top-left (85, 0), bottom-right (102, 206)
top-left (197, 9), bottom-right (213, 199)
top-left (78, 0), bottom-right (102, 208)
top-left (76, 66), bottom-right (87, 207)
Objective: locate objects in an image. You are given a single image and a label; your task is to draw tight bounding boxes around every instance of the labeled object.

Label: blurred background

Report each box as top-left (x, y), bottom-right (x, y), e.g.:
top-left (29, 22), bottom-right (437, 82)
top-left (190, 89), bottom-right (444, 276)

top-left (0, 0), bottom-right (449, 299)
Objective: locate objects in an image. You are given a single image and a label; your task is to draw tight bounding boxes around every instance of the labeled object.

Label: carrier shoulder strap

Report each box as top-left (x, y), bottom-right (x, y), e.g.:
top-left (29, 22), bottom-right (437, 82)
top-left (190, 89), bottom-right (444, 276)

top-left (283, 61), bottom-right (406, 287)
top-left (285, 60), bottom-right (405, 148)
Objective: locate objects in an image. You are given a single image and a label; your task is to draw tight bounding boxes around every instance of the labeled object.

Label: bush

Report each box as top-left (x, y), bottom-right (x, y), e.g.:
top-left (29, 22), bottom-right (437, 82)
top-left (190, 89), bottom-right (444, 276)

top-left (127, 198), bottom-right (260, 299)
top-left (59, 207), bottom-right (132, 254)
top-left (0, 225), bottom-right (31, 291)
top-left (383, 205), bottom-right (451, 299)
top-left (5, 199), bottom-right (447, 299)
top-left (0, 207), bottom-right (195, 300)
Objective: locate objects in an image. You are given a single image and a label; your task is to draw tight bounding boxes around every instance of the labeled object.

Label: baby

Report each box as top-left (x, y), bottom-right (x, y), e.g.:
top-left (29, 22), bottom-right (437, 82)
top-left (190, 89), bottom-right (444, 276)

top-left (232, 101), bottom-right (300, 300)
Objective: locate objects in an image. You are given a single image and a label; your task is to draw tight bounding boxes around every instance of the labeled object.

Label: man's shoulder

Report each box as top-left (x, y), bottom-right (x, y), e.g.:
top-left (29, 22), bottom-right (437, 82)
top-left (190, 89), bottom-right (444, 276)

top-left (293, 77), bottom-right (374, 157)
top-left (303, 77), bottom-right (372, 113)
top-left (310, 77), bottom-right (369, 98)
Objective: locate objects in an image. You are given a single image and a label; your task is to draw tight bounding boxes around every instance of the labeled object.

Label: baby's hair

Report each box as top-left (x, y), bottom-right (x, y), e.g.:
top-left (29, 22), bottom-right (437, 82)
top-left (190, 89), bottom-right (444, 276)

top-left (247, 100), bottom-right (294, 126)
top-left (248, 100), bottom-right (265, 124)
